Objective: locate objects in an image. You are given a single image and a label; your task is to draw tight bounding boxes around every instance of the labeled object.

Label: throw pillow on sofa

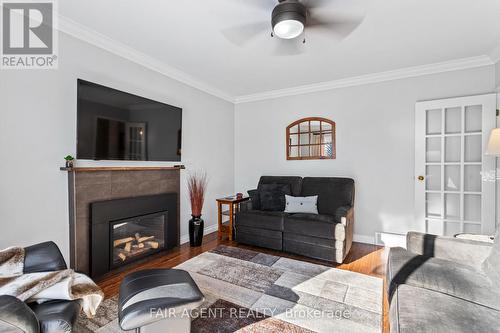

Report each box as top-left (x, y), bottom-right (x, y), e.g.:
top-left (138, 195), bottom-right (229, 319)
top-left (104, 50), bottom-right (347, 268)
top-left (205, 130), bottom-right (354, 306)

top-left (247, 189), bottom-right (261, 210)
top-left (284, 195), bottom-right (319, 214)
top-left (259, 183), bottom-right (291, 211)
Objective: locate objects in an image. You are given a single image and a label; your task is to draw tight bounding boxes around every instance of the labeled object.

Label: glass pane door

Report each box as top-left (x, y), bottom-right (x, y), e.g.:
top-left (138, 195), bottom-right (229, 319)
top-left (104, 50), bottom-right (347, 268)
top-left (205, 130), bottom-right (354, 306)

top-left (424, 106), bottom-right (483, 235)
top-left (415, 94), bottom-right (496, 236)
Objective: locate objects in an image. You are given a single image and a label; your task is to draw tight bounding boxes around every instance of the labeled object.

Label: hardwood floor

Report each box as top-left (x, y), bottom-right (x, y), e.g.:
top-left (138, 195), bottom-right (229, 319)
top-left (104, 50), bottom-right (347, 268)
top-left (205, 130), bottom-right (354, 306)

top-left (97, 232), bottom-right (390, 332)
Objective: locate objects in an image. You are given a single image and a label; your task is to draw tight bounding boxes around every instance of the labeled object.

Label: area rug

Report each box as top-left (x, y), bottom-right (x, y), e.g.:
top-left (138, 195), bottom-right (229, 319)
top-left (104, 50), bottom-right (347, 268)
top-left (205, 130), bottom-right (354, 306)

top-left (76, 245), bottom-right (383, 332)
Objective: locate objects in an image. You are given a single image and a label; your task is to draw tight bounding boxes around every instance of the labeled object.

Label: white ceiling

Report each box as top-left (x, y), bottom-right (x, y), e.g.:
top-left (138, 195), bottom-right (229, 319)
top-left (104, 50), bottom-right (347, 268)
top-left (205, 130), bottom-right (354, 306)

top-left (59, 0), bottom-right (500, 100)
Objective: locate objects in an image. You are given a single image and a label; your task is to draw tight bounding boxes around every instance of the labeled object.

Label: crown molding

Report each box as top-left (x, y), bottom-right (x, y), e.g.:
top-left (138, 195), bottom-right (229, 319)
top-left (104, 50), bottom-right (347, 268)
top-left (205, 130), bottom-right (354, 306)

top-left (56, 15), bottom-right (495, 105)
top-left (234, 55), bottom-right (494, 104)
top-left (57, 15), bottom-right (234, 102)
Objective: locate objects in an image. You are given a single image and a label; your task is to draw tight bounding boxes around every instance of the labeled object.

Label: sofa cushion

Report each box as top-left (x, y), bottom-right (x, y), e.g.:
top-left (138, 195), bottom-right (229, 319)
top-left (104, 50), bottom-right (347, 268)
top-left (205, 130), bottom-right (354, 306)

top-left (283, 232), bottom-right (342, 248)
top-left (284, 195), bottom-right (318, 214)
top-left (482, 230), bottom-right (500, 288)
top-left (284, 214), bottom-right (345, 240)
top-left (236, 210), bottom-right (285, 231)
top-left (300, 177), bottom-right (354, 216)
top-left (288, 213), bottom-right (335, 223)
top-left (235, 225), bottom-right (283, 251)
top-left (391, 284), bottom-right (500, 333)
top-left (257, 176), bottom-right (303, 196)
top-left (388, 247), bottom-right (500, 310)
top-left (283, 233), bottom-right (343, 262)
top-left (259, 183), bottom-right (291, 211)
top-left (406, 232), bottom-right (492, 265)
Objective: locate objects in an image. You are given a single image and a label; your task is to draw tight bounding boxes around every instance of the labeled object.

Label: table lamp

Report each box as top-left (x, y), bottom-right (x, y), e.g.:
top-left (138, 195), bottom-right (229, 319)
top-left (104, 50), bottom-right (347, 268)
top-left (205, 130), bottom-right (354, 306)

top-left (486, 128), bottom-right (500, 156)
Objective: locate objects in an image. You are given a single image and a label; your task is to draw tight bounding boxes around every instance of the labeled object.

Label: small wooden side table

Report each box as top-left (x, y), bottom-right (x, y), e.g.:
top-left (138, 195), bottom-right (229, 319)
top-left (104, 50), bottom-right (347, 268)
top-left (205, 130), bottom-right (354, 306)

top-left (216, 196), bottom-right (249, 240)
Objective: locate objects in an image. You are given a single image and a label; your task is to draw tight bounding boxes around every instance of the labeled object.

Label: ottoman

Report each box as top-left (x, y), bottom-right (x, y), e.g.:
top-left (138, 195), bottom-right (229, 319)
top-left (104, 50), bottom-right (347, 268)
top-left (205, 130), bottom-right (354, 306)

top-left (118, 269), bottom-right (204, 333)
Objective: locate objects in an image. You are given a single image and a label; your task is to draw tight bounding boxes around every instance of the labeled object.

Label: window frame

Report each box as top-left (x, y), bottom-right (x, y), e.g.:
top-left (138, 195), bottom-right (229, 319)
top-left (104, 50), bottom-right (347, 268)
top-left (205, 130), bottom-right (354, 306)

top-left (286, 117), bottom-right (336, 160)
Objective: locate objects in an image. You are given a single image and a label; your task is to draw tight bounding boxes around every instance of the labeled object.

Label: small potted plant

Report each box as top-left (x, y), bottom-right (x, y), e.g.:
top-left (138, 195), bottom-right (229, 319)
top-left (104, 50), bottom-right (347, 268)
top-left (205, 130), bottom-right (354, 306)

top-left (187, 171), bottom-right (208, 247)
top-left (64, 155), bottom-right (75, 168)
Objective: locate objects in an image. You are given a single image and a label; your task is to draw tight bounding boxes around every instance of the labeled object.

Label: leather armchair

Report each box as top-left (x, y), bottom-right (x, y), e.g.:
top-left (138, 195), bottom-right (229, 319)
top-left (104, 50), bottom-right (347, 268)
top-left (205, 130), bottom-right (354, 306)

top-left (0, 295), bottom-right (39, 333)
top-left (0, 242), bottom-right (82, 333)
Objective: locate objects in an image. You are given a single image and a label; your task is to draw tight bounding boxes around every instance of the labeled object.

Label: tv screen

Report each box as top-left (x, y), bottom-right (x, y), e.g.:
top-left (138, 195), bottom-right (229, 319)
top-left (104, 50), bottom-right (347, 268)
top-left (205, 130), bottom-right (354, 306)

top-left (77, 79), bottom-right (182, 161)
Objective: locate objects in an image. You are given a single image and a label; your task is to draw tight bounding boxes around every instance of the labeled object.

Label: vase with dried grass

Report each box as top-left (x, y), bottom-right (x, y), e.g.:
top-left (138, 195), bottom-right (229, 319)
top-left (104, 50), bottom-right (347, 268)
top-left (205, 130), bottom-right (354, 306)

top-left (187, 172), bottom-right (208, 247)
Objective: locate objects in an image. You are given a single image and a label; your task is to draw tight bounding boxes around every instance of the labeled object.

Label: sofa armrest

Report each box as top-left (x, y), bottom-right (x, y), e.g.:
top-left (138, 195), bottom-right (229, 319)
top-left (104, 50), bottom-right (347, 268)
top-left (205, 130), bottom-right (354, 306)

top-left (406, 232), bottom-right (492, 266)
top-left (336, 206), bottom-right (354, 263)
top-left (24, 241), bottom-right (67, 273)
top-left (29, 300), bottom-right (81, 333)
top-left (335, 205), bottom-right (353, 226)
top-left (0, 295), bottom-right (39, 333)
top-left (240, 200), bottom-right (253, 212)
top-left (241, 189), bottom-right (259, 212)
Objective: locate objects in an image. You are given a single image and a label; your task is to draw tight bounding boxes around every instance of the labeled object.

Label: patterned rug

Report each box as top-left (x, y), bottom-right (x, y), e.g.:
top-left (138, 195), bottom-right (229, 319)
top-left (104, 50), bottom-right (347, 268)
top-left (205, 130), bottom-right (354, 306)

top-left (76, 245), bottom-right (383, 332)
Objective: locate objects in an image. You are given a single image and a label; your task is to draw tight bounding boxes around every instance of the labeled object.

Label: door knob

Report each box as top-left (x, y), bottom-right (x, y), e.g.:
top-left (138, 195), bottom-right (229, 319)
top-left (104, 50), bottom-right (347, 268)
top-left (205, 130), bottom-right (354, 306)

top-left (417, 175), bottom-right (425, 181)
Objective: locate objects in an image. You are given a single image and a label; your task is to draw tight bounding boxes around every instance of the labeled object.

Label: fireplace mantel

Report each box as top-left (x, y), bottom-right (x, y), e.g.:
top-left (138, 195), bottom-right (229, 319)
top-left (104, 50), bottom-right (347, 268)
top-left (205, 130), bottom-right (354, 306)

top-left (60, 165), bottom-right (185, 172)
top-left (63, 167), bottom-right (181, 275)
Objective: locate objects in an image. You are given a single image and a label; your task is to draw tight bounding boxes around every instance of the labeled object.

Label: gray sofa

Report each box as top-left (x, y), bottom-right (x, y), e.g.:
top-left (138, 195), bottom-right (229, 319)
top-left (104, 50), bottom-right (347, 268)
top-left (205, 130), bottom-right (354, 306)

top-left (235, 176), bottom-right (355, 263)
top-left (388, 232), bottom-right (500, 333)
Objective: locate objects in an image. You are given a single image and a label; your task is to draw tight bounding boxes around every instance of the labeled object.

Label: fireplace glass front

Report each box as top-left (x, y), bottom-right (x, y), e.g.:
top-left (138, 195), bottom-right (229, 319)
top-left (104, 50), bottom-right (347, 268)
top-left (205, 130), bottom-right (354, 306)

top-left (110, 211), bottom-right (166, 268)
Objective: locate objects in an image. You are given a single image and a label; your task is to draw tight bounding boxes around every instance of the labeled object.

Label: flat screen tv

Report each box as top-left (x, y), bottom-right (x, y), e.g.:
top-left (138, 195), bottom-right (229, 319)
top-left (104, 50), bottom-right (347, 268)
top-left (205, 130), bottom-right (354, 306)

top-left (77, 79), bottom-right (182, 161)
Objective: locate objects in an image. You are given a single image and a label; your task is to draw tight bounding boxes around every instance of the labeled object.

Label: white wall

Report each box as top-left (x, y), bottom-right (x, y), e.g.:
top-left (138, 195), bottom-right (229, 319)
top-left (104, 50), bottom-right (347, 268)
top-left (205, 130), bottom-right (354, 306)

top-left (496, 61), bottom-right (500, 91)
top-left (234, 66), bottom-right (496, 243)
top-left (0, 32), bottom-right (234, 261)
top-left (495, 61), bottom-right (500, 227)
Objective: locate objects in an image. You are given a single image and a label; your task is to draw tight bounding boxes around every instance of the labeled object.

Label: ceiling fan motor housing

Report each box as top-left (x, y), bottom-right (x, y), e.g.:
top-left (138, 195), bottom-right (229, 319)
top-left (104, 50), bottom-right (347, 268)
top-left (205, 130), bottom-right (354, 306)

top-left (272, 0), bottom-right (307, 31)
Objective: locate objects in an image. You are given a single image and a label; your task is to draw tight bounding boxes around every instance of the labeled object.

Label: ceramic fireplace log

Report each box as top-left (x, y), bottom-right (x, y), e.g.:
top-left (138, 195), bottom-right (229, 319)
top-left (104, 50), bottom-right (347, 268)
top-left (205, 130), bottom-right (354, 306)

top-left (137, 236), bottom-right (155, 243)
top-left (146, 241), bottom-right (159, 249)
top-left (116, 249), bottom-right (127, 261)
top-left (132, 243), bottom-right (145, 250)
top-left (113, 237), bottom-right (134, 247)
top-left (124, 242), bottom-right (132, 252)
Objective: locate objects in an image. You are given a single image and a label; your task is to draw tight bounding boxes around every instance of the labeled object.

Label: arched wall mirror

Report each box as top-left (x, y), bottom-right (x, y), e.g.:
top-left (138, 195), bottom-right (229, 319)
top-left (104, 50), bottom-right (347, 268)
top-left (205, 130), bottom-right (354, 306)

top-left (286, 117), bottom-right (336, 160)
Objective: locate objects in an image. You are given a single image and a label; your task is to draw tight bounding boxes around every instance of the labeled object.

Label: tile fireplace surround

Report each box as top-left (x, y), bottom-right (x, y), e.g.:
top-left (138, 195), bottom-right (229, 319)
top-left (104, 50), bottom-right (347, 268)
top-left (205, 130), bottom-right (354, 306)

top-left (63, 167), bottom-right (181, 276)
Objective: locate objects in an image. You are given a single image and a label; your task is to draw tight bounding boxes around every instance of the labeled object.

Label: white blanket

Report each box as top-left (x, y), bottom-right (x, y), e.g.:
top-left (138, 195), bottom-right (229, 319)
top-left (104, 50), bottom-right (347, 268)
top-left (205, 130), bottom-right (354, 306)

top-left (0, 246), bottom-right (103, 318)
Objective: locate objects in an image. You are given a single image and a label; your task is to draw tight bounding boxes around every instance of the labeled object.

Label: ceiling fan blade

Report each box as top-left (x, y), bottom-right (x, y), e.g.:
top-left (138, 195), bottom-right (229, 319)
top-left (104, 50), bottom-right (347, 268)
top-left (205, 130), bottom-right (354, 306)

top-left (232, 0), bottom-right (277, 11)
top-left (307, 16), bottom-right (363, 39)
top-left (221, 21), bottom-right (269, 46)
top-left (303, 0), bottom-right (334, 8)
top-left (272, 38), bottom-right (305, 56)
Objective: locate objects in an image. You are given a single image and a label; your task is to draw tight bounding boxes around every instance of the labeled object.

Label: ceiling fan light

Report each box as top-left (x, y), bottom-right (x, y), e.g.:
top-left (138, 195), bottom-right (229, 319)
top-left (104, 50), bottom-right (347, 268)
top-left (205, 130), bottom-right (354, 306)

top-left (273, 19), bottom-right (304, 39)
top-left (271, 1), bottom-right (307, 40)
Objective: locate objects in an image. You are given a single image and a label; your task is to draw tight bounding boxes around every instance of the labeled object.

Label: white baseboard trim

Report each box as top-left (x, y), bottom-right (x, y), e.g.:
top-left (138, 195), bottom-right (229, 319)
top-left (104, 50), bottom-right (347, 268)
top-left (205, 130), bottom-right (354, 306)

top-left (180, 223), bottom-right (218, 245)
top-left (353, 234), bottom-right (375, 245)
top-left (374, 232), bottom-right (407, 248)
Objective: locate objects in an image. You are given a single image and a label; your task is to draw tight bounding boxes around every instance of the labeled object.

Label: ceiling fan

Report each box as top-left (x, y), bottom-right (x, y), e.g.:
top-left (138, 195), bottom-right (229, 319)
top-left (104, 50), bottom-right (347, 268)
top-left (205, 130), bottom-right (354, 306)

top-left (272, 0), bottom-right (317, 40)
top-left (222, 0), bottom-right (365, 52)
top-left (271, 0), bottom-right (308, 40)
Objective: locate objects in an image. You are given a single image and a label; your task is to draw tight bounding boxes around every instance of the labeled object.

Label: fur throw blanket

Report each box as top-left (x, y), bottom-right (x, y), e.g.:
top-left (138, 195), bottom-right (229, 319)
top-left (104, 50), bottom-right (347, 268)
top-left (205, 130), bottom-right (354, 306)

top-left (0, 246), bottom-right (103, 318)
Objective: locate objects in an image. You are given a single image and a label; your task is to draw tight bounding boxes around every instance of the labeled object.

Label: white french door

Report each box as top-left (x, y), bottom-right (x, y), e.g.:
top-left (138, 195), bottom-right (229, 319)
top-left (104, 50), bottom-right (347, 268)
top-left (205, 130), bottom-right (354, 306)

top-left (415, 94), bottom-right (497, 236)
